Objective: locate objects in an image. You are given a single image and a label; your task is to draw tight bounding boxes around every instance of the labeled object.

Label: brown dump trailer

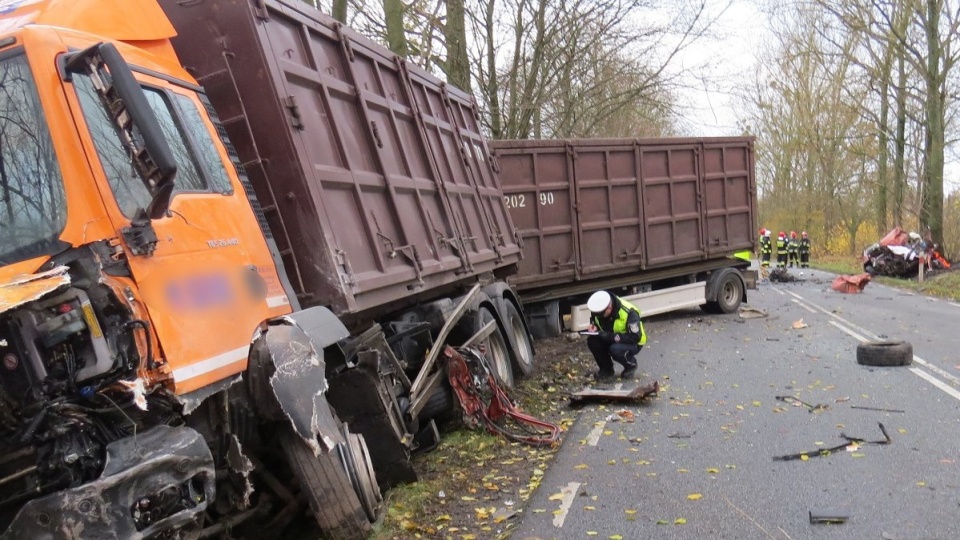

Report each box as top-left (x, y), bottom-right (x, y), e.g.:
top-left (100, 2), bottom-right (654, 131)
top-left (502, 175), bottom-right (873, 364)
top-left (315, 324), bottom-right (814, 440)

top-left (491, 137), bottom-right (757, 336)
top-left (159, 0), bottom-right (536, 522)
top-left (163, 0), bottom-right (521, 322)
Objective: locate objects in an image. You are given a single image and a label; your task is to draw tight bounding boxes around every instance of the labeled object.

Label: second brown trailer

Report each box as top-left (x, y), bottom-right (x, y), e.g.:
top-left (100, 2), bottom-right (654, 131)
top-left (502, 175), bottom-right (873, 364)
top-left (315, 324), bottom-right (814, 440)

top-left (491, 137), bottom-right (758, 336)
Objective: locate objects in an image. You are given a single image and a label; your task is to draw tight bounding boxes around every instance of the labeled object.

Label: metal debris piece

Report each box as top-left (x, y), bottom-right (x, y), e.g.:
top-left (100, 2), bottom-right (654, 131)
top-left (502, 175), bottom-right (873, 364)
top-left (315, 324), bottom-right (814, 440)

top-left (809, 509), bottom-right (849, 524)
top-left (570, 380), bottom-right (659, 404)
top-left (738, 306), bottom-right (768, 319)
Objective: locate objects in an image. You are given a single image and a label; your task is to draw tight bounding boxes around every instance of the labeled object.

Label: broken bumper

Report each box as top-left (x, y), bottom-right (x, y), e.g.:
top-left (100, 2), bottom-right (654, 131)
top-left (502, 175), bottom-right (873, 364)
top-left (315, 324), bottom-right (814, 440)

top-left (1, 425), bottom-right (215, 540)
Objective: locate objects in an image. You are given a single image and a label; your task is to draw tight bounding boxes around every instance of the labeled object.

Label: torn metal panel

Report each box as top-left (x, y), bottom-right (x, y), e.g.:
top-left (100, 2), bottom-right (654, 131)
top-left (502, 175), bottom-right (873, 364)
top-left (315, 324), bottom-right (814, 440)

top-left (0, 266), bottom-right (70, 314)
top-left (0, 426), bottom-right (214, 540)
top-left (570, 381), bottom-right (660, 404)
top-left (265, 323), bottom-right (345, 454)
top-left (226, 434), bottom-right (255, 509)
top-left (175, 375), bottom-right (242, 415)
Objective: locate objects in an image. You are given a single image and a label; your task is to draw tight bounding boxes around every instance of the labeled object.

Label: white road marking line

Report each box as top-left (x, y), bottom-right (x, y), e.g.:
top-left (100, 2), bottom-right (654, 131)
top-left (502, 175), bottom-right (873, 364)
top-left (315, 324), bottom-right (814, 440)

top-left (791, 298), bottom-right (818, 314)
top-left (949, 302), bottom-right (960, 309)
top-left (552, 481), bottom-right (581, 528)
top-left (829, 321), bottom-right (871, 343)
top-left (910, 368), bottom-right (960, 402)
top-left (912, 355), bottom-right (960, 386)
top-left (587, 421), bottom-right (606, 447)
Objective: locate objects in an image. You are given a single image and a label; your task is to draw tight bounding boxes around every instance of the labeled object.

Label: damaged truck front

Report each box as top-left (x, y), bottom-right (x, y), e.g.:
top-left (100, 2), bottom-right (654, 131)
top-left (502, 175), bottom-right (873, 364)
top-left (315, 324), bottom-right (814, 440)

top-left (0, 1), bottom-right (531, 539)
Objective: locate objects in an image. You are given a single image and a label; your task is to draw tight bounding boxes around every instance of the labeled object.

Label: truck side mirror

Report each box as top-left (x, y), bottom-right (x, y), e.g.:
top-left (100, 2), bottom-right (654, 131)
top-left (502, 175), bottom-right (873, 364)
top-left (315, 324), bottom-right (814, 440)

top-left (64, 43), bottom-right (177, 220)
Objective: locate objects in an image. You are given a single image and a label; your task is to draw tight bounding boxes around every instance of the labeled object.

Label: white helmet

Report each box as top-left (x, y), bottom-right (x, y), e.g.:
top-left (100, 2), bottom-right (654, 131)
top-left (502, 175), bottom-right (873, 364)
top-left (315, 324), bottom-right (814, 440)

top-left (587, 291), bottom-right (611, 313)
top-left (764, 230), bottom-right (771, 237)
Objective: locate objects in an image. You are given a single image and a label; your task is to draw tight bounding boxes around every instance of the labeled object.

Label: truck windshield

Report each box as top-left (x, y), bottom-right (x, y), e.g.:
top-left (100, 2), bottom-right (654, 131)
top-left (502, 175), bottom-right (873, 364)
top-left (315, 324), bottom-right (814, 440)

top-left (0, 53), bottom-right (68, 266)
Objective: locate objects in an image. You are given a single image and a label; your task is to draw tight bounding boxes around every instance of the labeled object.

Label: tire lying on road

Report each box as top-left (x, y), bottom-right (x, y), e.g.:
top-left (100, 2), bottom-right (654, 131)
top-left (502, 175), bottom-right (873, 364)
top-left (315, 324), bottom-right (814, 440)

top-left (856, 340), bottom-right (913, 367)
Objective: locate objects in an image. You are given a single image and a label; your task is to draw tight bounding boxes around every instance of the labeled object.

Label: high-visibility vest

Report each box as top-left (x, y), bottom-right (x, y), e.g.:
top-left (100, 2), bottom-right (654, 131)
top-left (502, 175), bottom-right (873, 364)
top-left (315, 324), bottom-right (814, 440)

top-left (593, 297), bottom-right (647, 346)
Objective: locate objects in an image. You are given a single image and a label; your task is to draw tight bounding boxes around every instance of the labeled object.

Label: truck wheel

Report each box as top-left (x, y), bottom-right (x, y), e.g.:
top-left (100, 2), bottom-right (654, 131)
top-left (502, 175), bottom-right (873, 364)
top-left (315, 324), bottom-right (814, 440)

top-left (704, 272), bottom-right (743, 314)
top-left (504, 301), bottom-right (535, 377)
top-left (857, 340), bottom-right (913, 367)
top-left (478, 306), bottom-right (515, 388)
top-left (280, 427), bottom-right (372, 540)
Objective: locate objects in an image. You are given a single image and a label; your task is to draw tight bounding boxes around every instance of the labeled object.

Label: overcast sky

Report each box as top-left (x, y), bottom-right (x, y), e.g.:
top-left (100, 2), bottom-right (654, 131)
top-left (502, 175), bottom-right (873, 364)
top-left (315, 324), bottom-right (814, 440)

top-left (667, 0), bottom-right (768, 137)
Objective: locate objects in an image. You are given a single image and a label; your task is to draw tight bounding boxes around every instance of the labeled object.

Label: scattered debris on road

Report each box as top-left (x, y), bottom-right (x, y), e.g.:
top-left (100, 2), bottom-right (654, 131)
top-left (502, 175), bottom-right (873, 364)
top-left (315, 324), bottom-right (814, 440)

top-left (569, 380), bottom-right (659, 405)
top-left (774, 422), bottom-right (891, 461)
top-left (809, 509), bottom-right (849, 524)
top-left (775, 395), bottom-right (829, 413)
top-left (738, 306), bottom-right (768, 319)
top-left (831, 273), bottom-right (872, 293)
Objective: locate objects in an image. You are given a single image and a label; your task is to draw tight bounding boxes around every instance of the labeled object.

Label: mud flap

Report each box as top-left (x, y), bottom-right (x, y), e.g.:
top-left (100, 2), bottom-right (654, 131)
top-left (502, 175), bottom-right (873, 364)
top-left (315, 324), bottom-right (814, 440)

top-left (264, 307), bottom-right (350, 454)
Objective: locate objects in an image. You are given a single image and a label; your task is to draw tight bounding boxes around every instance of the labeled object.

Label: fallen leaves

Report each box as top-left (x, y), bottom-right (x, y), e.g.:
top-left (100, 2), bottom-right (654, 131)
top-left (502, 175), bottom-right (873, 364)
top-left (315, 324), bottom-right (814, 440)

top-left (687, 493), bottom-right (702, 500)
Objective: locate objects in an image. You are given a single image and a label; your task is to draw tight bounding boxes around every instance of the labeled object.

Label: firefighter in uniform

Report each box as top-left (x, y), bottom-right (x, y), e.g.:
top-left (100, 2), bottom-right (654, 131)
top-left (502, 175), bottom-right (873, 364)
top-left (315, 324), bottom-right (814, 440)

top-left (787, 231), bottom-right (800, 267)
top-left (776, 231), bottom-right (788, 268)
top-left (759, 228), bottom-right (772, 268)
top-left (585, 291), bottom-right (646, 380)
top-left (799, 231), bottom-right (811, 268)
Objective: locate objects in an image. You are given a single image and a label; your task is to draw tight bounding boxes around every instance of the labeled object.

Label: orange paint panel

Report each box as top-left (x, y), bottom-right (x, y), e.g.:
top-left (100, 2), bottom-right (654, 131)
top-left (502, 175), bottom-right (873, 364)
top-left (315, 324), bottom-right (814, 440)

top-left (0, 266), bottom-right (69, 313)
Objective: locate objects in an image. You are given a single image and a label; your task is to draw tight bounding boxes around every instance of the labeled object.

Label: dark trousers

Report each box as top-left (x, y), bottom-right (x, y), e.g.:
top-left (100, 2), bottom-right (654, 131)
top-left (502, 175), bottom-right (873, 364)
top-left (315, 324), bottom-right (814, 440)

top-left (587, 337), bottom-right (640, 374)
top-left (800, 253), bottom-right (809, 267)
top-left (777, 253), bottom-right (787, 268)
top-left (761, 253), bottom-right (771, 267)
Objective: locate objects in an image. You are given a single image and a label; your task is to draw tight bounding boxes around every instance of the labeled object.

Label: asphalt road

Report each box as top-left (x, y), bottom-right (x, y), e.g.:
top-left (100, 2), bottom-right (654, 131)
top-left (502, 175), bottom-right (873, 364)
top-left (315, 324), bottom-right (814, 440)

top-left (511, 268), bottom-right (960, 540)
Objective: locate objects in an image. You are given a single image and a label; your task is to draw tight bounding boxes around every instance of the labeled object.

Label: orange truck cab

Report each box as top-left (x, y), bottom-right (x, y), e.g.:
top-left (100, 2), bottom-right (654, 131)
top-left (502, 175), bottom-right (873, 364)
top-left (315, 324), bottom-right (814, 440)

top-left (0, 0), bottom-right (535, 538)
top-left (0, 0), bottom-right (375, 538)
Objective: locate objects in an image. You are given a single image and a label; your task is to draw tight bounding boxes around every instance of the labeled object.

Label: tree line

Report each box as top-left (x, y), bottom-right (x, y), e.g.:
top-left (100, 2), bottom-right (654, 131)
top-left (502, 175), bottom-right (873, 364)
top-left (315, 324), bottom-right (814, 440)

top-left (304, 0), bottom-right (959, 259)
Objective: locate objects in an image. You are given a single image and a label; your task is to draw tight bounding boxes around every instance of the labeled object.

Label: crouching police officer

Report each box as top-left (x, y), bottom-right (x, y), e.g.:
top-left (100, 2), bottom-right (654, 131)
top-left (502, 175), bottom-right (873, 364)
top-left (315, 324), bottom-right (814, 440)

top-left (585, 291), bottom-right (647, 380)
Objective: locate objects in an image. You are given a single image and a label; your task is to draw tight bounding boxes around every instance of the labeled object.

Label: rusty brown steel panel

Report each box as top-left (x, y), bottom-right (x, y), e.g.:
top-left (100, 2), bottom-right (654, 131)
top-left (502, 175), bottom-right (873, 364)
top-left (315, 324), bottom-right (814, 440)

top-left (162, 0), bottom-right (520, 317)
top-left (701, 141), bottom-right (755, 257)
top-left (491, 142), bottom-right (577, 288)
top-left (572, 143), bottom-right (646, 276)
top-left (640, 144), bottom-right (705, 267)
top-left (492, 137), bottom-right (755, 294)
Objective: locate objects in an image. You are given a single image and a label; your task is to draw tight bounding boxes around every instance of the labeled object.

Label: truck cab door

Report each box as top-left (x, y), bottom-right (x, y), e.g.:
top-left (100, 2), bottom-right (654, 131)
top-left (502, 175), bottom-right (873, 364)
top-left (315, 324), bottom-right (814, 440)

top-left (68, 67), bottom-right (291, 394)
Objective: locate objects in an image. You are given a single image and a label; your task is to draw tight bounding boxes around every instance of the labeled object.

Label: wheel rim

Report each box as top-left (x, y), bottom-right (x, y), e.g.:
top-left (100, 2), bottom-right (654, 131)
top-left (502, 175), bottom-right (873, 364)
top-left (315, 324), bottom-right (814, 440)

top-left (507, 307), bottom-right (534, 373)
top-left (480, 308), bottom-right (513, 387)
top-left (719, 276), bottom-right (742, 311)
top-left (337, 428), bottom-right (382, 521)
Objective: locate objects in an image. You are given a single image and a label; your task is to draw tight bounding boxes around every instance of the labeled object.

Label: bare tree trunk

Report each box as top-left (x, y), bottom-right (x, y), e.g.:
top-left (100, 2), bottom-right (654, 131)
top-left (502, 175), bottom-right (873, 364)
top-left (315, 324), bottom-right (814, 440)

top-left (893, 50), bottom-right (907, 227)
top-left (384, 0), bottom-right (408, 57)
top-left (876, 45), bottom-right (891, 233)
top-left (922, 0), bottom-right (944, 246)
top-left (484, 0), bottom-right (502, 138)
top-left (331, 0), bottom-right (347, 22)
top-left (445, 0), bottom-right (470, 91)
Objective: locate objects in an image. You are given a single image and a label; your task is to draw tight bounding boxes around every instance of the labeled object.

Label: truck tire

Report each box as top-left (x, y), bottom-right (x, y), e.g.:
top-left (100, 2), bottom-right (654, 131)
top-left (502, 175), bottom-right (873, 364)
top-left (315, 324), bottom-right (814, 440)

top-left (856, 340), bottom-right (913, 367)
top-left (703, 271), bottom-right (744, 314)
top-left (503, 301), bottom-right (535, 377)
top-left (478, 306), bottom-right (515, 388)
top-left (280, 427), bottom-right (372, 540)
top-left (524, 300), bottom-right (563, 339)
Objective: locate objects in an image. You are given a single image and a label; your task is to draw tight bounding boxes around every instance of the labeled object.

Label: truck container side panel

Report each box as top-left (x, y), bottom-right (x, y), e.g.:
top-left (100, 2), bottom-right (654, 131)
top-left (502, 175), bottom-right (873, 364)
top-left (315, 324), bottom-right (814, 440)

top-left (267, 15), bottom-right (472, 304)
top-left (491, 137), bottom-right (756, 295)
top-left (574, 146), bottom-right (645, 276)
top-left (448, 95), bottom-right (520, 267)
top-left (406, 70), bottom-right (520, 272)
top-left (496, 145), bottom-right (577, 288)
top-left (162, 0), bottom-right (521, 318)
top-left (702, 143), bottom-right (755, 257)
top-left (641, 145), bottom-right (704, 266)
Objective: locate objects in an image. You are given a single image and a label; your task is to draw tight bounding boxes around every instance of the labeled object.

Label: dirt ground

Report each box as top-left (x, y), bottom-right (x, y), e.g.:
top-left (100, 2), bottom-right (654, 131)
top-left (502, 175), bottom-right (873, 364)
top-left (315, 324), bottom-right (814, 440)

top-left (372, 335), bottom-right (653, 539)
